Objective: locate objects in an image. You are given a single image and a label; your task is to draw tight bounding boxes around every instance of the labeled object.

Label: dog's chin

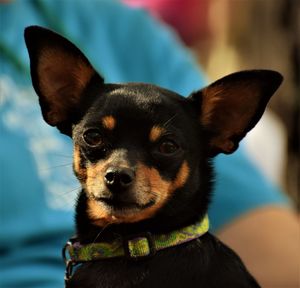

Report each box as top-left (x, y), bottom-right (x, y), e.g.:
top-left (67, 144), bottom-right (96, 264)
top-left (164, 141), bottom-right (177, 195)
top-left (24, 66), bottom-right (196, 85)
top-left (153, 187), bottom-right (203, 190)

top-left (87, 196), bottom-right (157, 226)
top-left (99, 197), bottom-right (155, 211)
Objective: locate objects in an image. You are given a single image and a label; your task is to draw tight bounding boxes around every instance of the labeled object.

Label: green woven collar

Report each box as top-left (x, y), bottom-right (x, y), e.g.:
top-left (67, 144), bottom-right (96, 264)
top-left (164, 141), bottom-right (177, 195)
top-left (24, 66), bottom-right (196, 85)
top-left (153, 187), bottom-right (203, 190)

top-left (63, 215), bottom-right (209, 263)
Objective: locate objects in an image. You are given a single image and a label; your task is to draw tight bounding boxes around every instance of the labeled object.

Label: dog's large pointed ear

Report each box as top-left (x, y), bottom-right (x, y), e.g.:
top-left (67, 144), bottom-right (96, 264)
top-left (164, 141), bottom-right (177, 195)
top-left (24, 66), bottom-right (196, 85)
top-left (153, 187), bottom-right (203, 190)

top-left (24, 26), bottom-right (104, 135)
top-left (189, 70), bottom-right (283, 156)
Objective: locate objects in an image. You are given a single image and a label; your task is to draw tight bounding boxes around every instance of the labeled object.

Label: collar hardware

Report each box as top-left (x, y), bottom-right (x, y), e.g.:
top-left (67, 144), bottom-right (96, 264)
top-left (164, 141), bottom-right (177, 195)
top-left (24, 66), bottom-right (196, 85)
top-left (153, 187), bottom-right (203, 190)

top-left (62, 239), bottom-right (79, 282)
top-left (123, 232), bottom-right (156, 259)
top-left (64, 259), bottom-right (75, 282)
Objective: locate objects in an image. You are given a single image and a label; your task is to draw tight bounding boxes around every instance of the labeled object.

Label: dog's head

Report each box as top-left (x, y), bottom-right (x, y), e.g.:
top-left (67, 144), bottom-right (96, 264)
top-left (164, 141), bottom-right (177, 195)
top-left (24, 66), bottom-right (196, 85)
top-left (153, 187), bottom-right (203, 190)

top-left (24, 26), bottom-right (282, 227)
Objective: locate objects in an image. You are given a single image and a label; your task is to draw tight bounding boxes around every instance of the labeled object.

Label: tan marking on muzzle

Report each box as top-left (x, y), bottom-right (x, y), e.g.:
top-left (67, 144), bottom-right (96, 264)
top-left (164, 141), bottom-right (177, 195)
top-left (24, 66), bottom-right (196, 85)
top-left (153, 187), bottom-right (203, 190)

top-left (124, 164), bottom-right (171, 222)
top-left (85, 149), bottom-right (131, 199)
top-left (86, 161), bottom-right (190, 226)
top-left (86, 163), bottom-right (170, 226)
top-left (118, 161), bottom-right (190, 223)
top-left (85, 161), bottom-right (107, 198)
top-left (87, 199), bottom-right (116, 225)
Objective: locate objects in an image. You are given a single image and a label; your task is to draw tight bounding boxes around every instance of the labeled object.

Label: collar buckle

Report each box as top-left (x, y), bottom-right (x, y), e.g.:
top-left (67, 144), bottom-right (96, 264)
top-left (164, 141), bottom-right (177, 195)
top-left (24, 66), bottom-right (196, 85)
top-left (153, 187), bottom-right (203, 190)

top-left (123, 232), bottom-right (156, 260)
top-left (62, 237), bottom-right (78, 283)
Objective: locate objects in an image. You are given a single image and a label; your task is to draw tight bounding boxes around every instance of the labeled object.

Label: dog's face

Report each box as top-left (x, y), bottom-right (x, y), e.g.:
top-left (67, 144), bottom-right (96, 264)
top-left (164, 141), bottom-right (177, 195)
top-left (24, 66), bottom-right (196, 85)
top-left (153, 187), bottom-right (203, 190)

top-left (24, 26), bottom-right (282, 227)
top-left (71, 83), bottom-right (202, 226)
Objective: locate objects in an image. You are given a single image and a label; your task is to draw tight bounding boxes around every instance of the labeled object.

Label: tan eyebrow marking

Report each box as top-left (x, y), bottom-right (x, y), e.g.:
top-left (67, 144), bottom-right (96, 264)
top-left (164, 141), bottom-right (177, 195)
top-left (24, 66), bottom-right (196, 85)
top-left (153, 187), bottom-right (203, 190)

top-left (102, 115), bottom-right (116, 130)
top-left (149, 126), bottom-right (165, 142)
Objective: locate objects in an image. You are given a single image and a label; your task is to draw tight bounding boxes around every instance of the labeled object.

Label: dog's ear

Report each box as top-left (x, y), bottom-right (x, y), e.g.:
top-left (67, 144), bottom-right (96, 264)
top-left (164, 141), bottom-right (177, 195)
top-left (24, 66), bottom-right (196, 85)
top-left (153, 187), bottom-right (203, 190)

top-left (189, 70), bottom-right (283, 156)
top-left (24, 26), bottom-right (104, 135)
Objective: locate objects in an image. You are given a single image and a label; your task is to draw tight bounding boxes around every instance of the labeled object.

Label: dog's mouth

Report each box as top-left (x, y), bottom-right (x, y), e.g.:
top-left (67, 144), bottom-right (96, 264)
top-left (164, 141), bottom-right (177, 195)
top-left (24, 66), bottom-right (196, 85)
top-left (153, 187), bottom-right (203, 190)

top-left (87, 196), bottom-right (157, 225)
top-left (98, 197), bottom-right (155, 210)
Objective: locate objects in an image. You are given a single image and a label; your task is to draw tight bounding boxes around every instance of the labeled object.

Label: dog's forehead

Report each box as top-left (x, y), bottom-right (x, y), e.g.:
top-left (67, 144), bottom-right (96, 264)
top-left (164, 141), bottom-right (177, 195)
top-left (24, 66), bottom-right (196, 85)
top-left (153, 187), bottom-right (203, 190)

top-left (90, 83), bottom-right (187, 123)
top-left (106, 83), bottom-right (183, 107)
top-left (107, 83), bottom-right (164, 104)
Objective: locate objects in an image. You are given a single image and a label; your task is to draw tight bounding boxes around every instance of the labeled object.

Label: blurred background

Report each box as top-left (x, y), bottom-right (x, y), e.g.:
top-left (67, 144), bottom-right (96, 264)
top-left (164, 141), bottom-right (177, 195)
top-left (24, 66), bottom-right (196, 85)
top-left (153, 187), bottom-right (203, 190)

top-left (123, 0), bottom-right (300, 210)
top-left (1, 1), bottom-right (299, 286)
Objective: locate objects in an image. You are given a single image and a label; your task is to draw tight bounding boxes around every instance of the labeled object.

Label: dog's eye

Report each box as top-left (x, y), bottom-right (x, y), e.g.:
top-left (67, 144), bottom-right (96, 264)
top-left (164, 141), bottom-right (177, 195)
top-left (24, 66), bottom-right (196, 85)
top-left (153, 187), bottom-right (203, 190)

top-left (83, 129), bottom-right (102, 146)
top-left (158, 140), bottom-right (179, 155)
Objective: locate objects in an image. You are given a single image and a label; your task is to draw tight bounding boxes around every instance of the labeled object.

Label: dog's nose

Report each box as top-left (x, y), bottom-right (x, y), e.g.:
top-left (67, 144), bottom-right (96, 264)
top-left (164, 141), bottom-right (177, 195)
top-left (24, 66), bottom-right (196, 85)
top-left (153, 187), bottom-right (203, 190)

top-left (104, 167), bottom-right (135, 190)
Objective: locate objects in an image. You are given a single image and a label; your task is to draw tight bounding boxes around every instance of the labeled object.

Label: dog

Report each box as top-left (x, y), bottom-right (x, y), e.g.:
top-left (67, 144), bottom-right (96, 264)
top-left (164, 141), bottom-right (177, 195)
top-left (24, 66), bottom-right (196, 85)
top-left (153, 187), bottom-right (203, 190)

top-left (24, 26), bottom-right (282, 288)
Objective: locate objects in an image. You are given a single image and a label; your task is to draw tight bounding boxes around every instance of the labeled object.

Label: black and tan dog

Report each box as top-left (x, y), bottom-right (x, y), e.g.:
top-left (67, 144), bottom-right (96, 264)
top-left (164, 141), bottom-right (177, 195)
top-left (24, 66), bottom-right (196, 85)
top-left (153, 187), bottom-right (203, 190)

top-left (25, 26), bottom-right (282, 288)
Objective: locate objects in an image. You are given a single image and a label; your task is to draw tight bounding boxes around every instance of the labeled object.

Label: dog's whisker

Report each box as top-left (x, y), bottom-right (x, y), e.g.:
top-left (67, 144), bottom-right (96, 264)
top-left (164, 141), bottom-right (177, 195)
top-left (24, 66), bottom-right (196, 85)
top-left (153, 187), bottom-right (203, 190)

top-left (61, 185), bottom-right (82, 196)
top-left (39, 163), bottom-right (73, 171)
top-left (92, 223), bottom-right (111, 244)
top-left (51, 153), bottom-right (73, 159)
top-left (162, 113), bottom-right (178, 128)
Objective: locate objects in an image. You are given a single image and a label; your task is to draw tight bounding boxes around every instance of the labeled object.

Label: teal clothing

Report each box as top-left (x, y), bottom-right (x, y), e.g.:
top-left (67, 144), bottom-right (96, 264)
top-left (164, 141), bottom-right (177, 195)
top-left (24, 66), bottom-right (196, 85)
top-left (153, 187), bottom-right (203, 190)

top-left (0, 0), bottom-right (288, 287)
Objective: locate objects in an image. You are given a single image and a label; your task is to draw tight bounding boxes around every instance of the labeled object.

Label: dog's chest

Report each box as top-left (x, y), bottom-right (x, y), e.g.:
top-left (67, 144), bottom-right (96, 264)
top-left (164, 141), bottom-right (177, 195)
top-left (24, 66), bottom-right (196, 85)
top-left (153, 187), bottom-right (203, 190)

top-left (66, 239), bottom-right (206, 288)
top-left (66, 234), bottom-right (260, 288)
